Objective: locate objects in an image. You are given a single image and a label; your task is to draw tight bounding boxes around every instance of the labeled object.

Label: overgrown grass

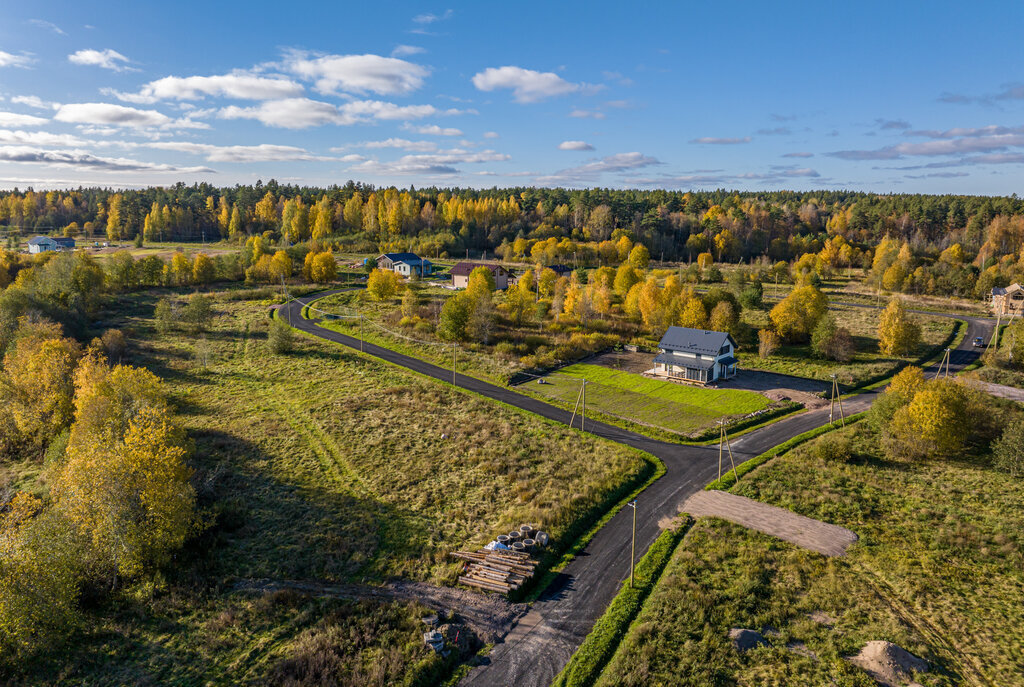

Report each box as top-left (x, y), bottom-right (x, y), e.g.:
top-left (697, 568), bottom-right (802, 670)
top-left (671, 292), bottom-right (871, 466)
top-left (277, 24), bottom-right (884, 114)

top-left (1, 287), bottom-right (646, 684)
top-left (527, 363), bottom-right (772, 436)
top-left (596, 422), bottom-right (1024, 686)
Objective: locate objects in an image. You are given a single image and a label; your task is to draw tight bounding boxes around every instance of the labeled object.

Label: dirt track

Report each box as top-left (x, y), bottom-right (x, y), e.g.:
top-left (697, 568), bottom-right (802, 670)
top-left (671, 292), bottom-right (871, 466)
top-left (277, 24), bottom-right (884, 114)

top-left (233, 578), bottom-right (527, 643)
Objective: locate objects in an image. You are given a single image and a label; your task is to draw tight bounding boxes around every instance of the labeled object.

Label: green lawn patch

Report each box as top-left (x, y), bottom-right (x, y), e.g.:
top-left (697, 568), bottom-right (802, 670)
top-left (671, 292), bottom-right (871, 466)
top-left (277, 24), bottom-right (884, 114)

top-left (530, 363), bottom-right (771, 436)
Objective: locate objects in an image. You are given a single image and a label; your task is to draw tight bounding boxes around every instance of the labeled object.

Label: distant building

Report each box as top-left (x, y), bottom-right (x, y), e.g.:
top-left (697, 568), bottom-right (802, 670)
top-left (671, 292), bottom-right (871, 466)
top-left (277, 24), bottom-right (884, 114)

top-left (545, 264), bottom-right (573, 278)
top-left (376, 252), bottom-right (432, 278)
top-left (992, 283), bottom-right (1024, 317)
top-left (651, 326), bottom-right (738, 384)
top-left (450, 262), bottom-right (512, 290)
top-left (27, 236), bottom-right (76, 254)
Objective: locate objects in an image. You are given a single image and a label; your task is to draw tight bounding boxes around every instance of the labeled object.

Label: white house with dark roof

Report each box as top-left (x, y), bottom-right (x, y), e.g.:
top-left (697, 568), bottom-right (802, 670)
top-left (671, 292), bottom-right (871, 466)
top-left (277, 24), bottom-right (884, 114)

top-left (651, 326), bottom-right (738, 384)
top-left (28, 236), bottom-right (76, 254)
top-left (376, 252), bottom-right (432, 278)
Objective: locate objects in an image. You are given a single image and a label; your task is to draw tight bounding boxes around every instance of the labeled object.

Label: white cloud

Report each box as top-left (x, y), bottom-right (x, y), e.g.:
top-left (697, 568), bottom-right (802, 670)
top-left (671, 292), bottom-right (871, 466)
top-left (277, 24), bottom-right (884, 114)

top-left (0, 112), bottom-right (49, 127)
top-left (535, 152), bottom-right (661, 185)
top-left (403, 123), bottom-right (462, 136)
top-left (10, 95), bottom-right (57, 110)
top-left (28, 19), bottom-right (65, 35)
top-left (284, 52), bottom-right (428, 96)
top-left (0, 129), bottom-right (86, 146)
top-left (218, 97), bottom-right (442, 129)
top-left (569, 108), bottom-right (605, 119)
top-left (108, 72), bottom-right (304, 103)
top-left (783, 151), bottom-right (814, 158)
top-left (349, 147), bottom-right (507, 176)
top-left (68, 49), bottom-right (135, 72)
top-left (413, 10), bottom-right (453, 23)
top-left (392, 45), bottom-right (425, 57)
top-left (55, 102), bottom-right (170, 128)
top-left (145, 141), bottom-right (333, 163)
top-left (0, 51), bottom-right (33, 68)
top-left (350, 138), bottom-right (439, 152)
top-left (559, 140), bottom-right (594, 151)
top-left (689, 137), bottom-right (752, 144)
top-left (0, 145), bottom-right (213, 173)
top-left (472, 66), bottom-right (582, 103)
top-left (483, 131), bottom-right (499, 139)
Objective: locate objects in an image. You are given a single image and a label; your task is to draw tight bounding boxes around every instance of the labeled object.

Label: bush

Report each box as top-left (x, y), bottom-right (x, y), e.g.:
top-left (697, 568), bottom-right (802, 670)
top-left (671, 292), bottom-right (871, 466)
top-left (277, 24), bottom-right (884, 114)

top-left (814, 433), bottom-right (854, 463)
top-left (268, 317), bottom-right (293, 354)
top-left (181, 294), bottom-right (214, 332)
top-left (992, 423), bottom-right (1024, 476)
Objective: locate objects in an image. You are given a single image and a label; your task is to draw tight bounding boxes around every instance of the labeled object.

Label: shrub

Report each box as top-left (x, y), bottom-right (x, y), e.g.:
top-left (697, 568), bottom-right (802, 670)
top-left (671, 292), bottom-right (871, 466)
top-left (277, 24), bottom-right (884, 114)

top-left (758, 328), bottom-right (781, 358)
top-left (814, 433), bottom-right (853, 463)
top-left (181, 294), bottom-right (214, 332)
top-left (268, 317), bottom-right (293, 354)
top-left (992, 423), bottom-right (1024, 476)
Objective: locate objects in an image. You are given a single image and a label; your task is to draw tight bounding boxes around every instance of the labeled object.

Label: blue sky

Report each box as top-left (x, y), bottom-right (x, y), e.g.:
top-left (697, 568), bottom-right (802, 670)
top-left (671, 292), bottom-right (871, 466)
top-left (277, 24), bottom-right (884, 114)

top-left (1, 1), bottom-right (1024, 193)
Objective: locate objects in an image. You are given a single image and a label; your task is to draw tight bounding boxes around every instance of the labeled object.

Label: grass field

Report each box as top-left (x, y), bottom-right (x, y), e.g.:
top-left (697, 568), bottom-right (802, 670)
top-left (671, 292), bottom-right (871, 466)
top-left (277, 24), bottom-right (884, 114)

top-left (528, 364), bottom-right (772, 436)
top-left (597, 422), bottom-right (1024, 686)
top-left (3, 286), bottom-right (646, 684)
top-left (739, 304), bottom-right (960, 386)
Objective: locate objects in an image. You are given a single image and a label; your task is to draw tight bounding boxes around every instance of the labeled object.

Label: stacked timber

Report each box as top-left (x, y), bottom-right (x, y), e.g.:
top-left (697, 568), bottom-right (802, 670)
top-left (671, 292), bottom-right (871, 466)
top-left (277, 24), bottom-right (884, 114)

top-left (451, 549), bottom-right (538, 593)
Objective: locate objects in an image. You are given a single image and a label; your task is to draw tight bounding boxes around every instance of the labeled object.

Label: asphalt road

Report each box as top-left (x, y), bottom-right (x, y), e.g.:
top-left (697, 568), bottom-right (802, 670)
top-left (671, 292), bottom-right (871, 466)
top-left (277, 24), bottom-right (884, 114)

top-left (277, 293), bottom-right (994, 687)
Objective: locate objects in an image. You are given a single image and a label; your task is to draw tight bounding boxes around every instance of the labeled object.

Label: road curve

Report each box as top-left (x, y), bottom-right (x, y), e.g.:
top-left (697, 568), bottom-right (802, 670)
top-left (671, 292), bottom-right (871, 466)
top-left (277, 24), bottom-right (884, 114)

top-left (277, 293), bottom-right (993, 687)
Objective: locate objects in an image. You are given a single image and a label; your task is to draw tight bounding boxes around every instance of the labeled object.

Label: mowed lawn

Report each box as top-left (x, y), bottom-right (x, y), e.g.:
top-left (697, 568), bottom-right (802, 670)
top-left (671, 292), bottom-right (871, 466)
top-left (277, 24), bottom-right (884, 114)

top-left (530, 364), bottom-right (772, 436)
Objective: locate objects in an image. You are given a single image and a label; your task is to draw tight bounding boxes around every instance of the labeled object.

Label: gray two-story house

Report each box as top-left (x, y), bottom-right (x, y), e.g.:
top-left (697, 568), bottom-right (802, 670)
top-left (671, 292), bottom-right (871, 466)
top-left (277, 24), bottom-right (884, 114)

top-left (652, 326), bottom-right (738, 384)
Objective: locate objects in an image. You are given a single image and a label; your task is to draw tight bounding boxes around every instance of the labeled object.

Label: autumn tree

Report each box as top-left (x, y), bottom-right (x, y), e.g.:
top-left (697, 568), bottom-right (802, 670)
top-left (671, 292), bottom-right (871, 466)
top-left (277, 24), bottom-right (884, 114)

top-left (53, 406), bottom-right (195, 582)
top-left (192, 253), bottom-right (216, 285)
top-left (878, 297), bottom-right (921, 356)
top-left (884, 379), bottom-right (972, 460)
top-left (466, 266), bottom-right (496, 298)
top-left (769, 284), bottom-right (828, 342)
top-left (503, 282), bottom-right (534, 326)
top-left (366, 268), bottom-right (401, 301)
top-left (307, 252), bottom-right (337, 284)
top-left (627, 243), bottom-right (650, 270)
top-left (0, 320), bottom-right (81, 446)
top-left (679, 297), bottom-right (708, 330)
top-left (613, 264), bottom-right (640, 298)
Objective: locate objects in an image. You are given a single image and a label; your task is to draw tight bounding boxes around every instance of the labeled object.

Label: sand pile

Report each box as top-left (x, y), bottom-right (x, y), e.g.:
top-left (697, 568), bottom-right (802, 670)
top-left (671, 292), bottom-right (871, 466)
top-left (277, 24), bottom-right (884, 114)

top-left (849, 640), bottom-right (929, 686)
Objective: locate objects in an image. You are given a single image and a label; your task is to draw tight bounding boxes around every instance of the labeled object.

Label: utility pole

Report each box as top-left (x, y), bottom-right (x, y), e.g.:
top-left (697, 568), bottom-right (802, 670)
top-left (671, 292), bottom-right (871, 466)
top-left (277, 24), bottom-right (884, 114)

top-left (628, 500), bottom-right (637, 588)
top-left (829, 374), bottom-right (845, 426)
top-left (717, 421), bottom-right (738, 485)
top-left (452, 344), bottom-right (457, 386)
top-left (359, 315), bottom-right (364, 352)
top-left (569, 378), bottom-right (587, 430)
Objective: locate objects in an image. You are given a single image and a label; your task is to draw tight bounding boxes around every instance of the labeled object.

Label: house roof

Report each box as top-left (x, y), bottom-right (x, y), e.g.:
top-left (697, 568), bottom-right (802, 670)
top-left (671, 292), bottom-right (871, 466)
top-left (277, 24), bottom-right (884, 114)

top-left (450, 261), bottom-right (510, 277)
top-left (657, 326), bottom-right (735, 356)
top-left (379, 252), bottom-right (423, 263)
top-left (28, 236), bottom-right (75, 246)
top-left (653, 352), bottom-right (716, 370)
top-left (546, 264), bottom-right (572, 274)
top-left (993, 283), bottom-right (1022, 296)
top-left (718, 355), bottom-right (738, 366)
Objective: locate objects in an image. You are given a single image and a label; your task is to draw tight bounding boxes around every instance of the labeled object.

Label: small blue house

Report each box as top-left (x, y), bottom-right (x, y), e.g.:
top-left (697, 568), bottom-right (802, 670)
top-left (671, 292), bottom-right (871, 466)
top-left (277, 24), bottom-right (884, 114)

top-left (376, 252), bottom-right (433, 277)
top-left (28, 236), bottom-right (76, 254)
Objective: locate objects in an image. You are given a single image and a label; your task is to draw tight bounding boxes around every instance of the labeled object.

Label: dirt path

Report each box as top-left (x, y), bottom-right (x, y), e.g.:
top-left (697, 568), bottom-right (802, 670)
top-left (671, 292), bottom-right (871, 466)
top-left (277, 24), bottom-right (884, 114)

top-left (682, 490), bottom-right (859, 556)
top-left (233, 578), bottom-right (527, 643)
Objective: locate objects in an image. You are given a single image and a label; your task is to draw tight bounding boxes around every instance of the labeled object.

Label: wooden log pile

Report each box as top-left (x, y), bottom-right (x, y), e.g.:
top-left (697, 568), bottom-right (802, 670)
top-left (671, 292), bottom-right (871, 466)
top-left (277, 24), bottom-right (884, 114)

top-left (451, 549), bottom-right (538, 593)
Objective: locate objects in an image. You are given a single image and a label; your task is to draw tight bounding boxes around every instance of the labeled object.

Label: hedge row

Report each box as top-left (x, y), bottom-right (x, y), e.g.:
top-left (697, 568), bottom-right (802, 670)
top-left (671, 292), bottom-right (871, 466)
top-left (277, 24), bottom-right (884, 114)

top-left (550, 521), bottom-right (691, 687)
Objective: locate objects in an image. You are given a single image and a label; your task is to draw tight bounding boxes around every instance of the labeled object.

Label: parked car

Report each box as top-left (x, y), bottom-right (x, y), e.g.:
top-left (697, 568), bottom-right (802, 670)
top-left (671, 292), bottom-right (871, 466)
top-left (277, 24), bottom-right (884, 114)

top-left (973, 337), bottom-right (986, 347)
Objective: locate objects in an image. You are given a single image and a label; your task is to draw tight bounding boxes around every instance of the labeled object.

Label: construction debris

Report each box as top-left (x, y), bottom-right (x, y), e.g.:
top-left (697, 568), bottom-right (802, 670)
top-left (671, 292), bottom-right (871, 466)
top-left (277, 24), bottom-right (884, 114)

top-left (451, 524), bottom-right (550, 594)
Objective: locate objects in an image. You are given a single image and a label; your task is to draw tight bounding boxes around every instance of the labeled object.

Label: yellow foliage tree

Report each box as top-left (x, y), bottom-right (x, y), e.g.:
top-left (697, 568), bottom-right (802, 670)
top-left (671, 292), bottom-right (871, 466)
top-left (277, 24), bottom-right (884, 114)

top-left (192, 253), bottom-right (216, 285)
top-left (679, 297), bottom-right (708, 329)
top-left (0, 324), bottom-right (81, 443)
top-left (52, 407), bottom-right (195, 580)
top-left (878, 297), bottom-right (921, 356)
top-left (769, 285), bottom-right (828, 342)
top-left (696, 252), bottom-right (713, 269)
top-left (367, 268), bottom-right (401, 301)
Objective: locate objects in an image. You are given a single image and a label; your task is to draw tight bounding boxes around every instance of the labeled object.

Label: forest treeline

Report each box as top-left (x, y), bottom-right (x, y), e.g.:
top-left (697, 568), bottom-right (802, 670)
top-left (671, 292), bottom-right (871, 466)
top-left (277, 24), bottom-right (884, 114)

top-left (3, 182), bottom-right (1024, 260)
